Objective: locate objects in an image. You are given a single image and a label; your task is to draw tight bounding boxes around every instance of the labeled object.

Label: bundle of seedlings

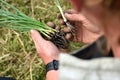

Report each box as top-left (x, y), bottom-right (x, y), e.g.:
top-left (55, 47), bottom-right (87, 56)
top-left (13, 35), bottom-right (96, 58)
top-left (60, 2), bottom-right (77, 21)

top-left (0, 0), bottom-right (68, 49)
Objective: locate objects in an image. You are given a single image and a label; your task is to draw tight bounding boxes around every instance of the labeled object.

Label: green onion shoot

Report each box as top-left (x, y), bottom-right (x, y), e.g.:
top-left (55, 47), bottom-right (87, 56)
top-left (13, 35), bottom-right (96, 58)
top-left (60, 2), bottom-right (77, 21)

top-left (0, 0), bottom-right (68, 49)
top-left (0, 0), bottom-right (56, 39)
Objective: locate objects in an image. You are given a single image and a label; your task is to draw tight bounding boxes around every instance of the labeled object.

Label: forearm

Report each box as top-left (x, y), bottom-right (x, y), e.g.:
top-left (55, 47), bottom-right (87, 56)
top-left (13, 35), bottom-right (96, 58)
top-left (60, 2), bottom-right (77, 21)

top-left (46, 70), bottom-right (58, 80)
top-left (45, 60), bottom-right (59, 80)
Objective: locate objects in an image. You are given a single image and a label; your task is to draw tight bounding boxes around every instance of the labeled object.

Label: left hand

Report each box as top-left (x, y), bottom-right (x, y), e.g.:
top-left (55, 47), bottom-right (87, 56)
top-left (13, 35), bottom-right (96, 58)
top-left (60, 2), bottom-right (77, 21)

top-left (30, 30), bottom-right (60, 64)
top-left (58, 10), bottom-right (103, 44)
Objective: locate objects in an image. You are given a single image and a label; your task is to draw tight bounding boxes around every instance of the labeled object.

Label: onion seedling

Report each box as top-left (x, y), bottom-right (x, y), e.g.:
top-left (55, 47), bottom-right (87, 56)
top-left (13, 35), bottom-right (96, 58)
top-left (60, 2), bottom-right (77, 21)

top-left (0, 0), bottom-right (68, 49)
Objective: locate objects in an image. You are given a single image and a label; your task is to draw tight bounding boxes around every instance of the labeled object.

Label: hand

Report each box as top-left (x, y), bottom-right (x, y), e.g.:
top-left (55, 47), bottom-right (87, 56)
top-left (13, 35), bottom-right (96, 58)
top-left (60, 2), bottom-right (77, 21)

top-left (59, 10), bottom-right (103, 44)
top-left (69, 0), bottom-right (120, 57)
top-left (30, 30), bottom-right (60, 64)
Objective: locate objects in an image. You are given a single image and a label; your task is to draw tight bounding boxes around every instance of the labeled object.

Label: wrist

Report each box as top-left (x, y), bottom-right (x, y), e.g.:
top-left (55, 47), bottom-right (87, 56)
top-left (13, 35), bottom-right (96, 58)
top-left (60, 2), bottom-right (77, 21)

top-left (44, 58), bottom-right (58, 65)
top-left (46, 60), bottom-right (59, 73)
top-left (46, 70), bottom-right (58, 80)
top-left (45, 60), bottom-right (59, 80)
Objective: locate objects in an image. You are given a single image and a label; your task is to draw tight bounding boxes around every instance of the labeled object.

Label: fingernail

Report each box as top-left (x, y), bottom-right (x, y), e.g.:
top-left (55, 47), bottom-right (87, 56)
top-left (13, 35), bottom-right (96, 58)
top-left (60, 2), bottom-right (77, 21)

top-left (30, 30), bottom-right (35, 34)
top-left (64, 13), bottom-right (68, 15)
top-left (64, 13), bottom-right (70, 17)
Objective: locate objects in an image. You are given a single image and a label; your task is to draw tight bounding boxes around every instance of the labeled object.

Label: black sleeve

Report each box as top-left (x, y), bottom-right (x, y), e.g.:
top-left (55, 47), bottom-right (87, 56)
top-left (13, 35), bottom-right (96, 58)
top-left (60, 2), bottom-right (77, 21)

top-left (71, 36), bottom-right (113, 60)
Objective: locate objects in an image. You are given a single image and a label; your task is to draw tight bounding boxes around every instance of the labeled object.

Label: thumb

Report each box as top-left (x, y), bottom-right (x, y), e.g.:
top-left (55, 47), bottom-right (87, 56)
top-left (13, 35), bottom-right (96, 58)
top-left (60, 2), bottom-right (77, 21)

top-left (30, 29), bottom-right (46, 46)
top-left (65, 9), bottom-right (78, 14)
top-left (65, 13), bottom-right (80, 21)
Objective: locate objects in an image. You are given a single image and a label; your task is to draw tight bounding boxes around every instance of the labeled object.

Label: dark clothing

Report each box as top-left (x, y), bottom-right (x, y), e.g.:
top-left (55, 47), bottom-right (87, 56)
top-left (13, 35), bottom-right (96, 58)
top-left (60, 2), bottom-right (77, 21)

top-left (0, 77), bottom-right (15, 80)
top-left (71, 36), bottom-right (113, 59)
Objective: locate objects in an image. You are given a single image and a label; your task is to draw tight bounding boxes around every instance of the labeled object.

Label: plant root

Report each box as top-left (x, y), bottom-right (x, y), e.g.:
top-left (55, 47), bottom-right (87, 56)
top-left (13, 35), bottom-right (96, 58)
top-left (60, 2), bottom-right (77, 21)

top-left (50, 31), bottom-right (69, 49)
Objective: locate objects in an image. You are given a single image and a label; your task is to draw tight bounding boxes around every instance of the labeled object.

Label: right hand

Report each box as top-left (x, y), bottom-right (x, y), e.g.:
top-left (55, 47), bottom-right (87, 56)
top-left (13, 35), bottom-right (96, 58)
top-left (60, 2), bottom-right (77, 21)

top-left (59, 10), bottom-right (103, 44)
top-left (30, 30), bottom-right (60, 65)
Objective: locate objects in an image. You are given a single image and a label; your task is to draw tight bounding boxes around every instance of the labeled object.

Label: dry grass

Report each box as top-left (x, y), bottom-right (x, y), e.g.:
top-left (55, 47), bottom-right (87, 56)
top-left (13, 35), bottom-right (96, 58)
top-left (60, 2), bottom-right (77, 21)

top-left (0, 0), bottom-right (82, 80)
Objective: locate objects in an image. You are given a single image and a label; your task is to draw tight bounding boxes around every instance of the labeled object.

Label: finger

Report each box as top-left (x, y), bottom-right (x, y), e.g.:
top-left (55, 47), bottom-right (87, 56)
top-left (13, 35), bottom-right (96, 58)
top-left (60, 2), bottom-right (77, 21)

top-left (46, 22), bottom-right (56, 29)
top-left (59, 19), bottom-right (65, 25)
top-left (65, 9), bottom-right (78, 14)
top-left (57, 10), bottom-right (78, 19)
top-left (65, 13), bottom-right (80, 21)
top-left (63, 27), bottom-right (71, 33)
top-left (65, 33), bottom-right (72, 40)
top-left (30, 30), bottom-right (46, 46)
top-left (55, 26), bottom-right (61, 30)
top-left (30, 30), bottom-right (47, 53)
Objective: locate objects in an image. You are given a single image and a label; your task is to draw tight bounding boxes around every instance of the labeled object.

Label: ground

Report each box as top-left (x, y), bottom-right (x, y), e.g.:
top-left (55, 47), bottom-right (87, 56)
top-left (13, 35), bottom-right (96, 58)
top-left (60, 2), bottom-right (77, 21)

top-left (0, 0), bottom-right (82, 80)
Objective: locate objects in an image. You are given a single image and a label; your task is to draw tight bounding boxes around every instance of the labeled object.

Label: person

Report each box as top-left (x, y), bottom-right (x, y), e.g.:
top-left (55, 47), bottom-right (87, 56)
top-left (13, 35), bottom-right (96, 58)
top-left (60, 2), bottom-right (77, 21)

top-left (31, 0), bottom-right (120, 80)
